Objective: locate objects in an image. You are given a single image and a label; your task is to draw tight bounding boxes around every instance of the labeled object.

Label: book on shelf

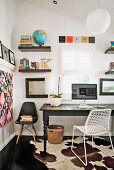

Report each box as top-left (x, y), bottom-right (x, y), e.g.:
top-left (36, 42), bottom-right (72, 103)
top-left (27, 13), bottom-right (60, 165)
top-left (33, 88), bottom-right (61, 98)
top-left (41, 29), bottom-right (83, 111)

top-left (19, 44), bottom-right (33, 47)
top-left (20, 35), bottom-right (32, 46)
top-left (20, 35), bottom-right (32, 39)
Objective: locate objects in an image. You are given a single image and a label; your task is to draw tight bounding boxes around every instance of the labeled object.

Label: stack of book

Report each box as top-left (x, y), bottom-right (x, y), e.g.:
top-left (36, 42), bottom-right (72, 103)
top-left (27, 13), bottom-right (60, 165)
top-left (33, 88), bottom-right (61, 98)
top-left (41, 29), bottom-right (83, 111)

top-left (20, 35), bottom-right (32, 47)
top-left (20, 115), bottom-right (32, 122)
top-left (19, 58), bottom-right (30, 71)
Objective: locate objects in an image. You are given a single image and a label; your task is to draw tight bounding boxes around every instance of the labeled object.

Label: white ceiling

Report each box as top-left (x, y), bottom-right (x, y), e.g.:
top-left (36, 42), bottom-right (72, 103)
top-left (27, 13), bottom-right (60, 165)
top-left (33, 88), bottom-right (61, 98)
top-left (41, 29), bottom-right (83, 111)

top-left (23, 0), bottom-right (114, 20)
top-left (19, 0), bottom-right (114, 32)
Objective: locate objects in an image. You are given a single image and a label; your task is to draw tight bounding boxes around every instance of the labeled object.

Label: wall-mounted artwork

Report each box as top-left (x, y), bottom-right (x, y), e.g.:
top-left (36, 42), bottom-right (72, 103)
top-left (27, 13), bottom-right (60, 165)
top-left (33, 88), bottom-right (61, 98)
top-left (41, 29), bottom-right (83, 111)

top-left (59, 36), bottom-right (65, 43)
top-left (66, 36), bottom-right (73, 43)
top-left (9, 50), bottom-right (15, 65)
top-left (100, 78), bottom-right (114, 95)
top-left (0, 70), bottom-right (13, 127)
top-left (26, 78), bottom-right (48, 98)
top-left (1, 44), bottom-right (9, 62)
top-left (59, 36), bottom-right (95, 43)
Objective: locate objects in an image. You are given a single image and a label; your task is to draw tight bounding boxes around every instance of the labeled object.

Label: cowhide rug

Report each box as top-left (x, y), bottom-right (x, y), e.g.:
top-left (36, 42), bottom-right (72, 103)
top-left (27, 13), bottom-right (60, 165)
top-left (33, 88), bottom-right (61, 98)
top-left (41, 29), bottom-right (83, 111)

top-left (31, 137), bottom-right (114, 170)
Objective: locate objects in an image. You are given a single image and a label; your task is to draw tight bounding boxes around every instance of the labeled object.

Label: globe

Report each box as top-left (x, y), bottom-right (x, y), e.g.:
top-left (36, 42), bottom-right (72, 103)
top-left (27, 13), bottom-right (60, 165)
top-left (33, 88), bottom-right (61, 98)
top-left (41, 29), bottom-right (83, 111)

top-left (33, 30), bottom-right (47, 45)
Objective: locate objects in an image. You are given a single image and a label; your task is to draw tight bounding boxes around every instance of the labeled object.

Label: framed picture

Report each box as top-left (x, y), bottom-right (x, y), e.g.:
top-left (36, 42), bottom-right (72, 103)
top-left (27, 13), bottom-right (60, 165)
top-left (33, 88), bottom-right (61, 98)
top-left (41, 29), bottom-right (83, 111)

top-left (0, 41), bottom-right (2, 59)
top-left (9, 50), bottom-right (15, 65)
top-left (26, 78), bottom-right (48, 98)
top-left (1, 44), bottom-right (9, 62)
top-left (100, 78), bottom-right (114, 95)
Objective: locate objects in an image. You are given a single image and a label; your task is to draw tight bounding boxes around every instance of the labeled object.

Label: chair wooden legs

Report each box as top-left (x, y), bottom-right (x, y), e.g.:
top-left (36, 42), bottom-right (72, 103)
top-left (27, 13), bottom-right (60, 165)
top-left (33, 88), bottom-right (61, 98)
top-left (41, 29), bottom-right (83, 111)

top-left (16, 124), bottom-right (37, 144)
top-left (31, 125), bottom-right (37, 143)
top-left (16, 125), bottom-right (24, 144)
top-left (32, 124), bottom-right (37, 137)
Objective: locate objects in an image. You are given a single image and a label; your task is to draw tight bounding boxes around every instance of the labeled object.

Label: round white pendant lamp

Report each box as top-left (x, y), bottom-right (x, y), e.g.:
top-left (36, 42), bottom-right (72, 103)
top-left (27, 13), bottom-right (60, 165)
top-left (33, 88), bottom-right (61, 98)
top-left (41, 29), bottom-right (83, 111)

top-left (86, 8), bottom-right (111, 35)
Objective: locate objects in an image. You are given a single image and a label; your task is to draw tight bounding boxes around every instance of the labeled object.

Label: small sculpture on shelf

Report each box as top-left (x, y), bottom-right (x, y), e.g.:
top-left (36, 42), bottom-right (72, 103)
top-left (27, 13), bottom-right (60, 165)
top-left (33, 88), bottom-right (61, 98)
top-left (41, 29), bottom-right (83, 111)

top-left (41, 58), bottom-right (52, 69)
top-left (30, 62), bottom-right (36, 70)
top-left (35, 62), bottom-right (40, 70)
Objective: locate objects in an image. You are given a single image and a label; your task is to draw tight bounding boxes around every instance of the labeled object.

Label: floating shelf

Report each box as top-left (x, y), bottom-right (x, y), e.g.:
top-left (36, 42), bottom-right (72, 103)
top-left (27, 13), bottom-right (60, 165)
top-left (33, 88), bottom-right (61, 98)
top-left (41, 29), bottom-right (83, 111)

top-left (105, 70), bottom-right (114, 74)
top-left (0, 58), bottom-right (15, 70)
top-left (18, 46), bottom-right (51, 52)
top-left (19, 69), bottom-right (51, 72)
top-left (105, 47), bottom-right (114, 54)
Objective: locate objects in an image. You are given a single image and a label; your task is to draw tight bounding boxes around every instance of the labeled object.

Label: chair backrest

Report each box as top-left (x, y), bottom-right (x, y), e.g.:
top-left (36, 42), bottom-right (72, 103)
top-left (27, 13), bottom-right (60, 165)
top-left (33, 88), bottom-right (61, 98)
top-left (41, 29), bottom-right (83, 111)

top-left (19, 102), bottom-right (38, 122)
top-left (85, 109), bottom-right (112, 135)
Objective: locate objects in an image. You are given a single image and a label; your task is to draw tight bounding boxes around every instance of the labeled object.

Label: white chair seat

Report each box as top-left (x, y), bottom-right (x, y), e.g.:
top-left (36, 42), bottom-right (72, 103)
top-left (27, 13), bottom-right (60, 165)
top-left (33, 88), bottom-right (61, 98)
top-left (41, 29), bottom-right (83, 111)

top-left (74, 125), bottom-right (107, 136)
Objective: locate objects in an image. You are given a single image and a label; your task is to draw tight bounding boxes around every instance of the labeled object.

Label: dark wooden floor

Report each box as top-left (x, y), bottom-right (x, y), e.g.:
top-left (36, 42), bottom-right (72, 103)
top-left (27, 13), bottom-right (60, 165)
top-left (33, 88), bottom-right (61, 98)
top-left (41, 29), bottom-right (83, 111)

top-left (0, 136), bottom-right (48, 170)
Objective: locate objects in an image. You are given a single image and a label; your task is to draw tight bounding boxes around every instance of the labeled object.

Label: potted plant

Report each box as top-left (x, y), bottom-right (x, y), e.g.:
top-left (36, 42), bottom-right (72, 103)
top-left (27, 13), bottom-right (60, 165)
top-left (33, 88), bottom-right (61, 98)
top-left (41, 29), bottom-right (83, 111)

top-left (50, 77), bottom-right (62, 106)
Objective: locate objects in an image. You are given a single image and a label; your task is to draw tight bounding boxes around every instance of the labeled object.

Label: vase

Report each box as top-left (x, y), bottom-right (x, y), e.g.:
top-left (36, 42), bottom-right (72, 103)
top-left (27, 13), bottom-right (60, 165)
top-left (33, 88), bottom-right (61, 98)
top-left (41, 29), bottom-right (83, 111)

top-left (50, 97), bottom-right (62, 107)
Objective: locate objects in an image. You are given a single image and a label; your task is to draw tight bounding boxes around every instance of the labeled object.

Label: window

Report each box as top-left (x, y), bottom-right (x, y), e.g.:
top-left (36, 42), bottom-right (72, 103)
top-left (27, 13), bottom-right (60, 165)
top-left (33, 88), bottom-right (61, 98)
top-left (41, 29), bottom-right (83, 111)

top-left (61, 46), bottom-right (94, 100)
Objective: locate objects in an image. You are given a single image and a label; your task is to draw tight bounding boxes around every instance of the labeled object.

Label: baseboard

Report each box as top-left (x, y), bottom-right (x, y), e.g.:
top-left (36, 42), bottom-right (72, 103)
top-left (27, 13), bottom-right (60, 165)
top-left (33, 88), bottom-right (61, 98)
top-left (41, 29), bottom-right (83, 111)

top-left (0, 132), bottom-right (15, 151)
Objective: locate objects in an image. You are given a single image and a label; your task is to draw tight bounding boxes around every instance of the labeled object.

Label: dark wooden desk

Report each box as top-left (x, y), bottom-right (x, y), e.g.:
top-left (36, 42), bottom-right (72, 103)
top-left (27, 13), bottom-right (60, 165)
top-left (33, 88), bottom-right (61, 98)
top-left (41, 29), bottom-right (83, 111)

top-left (40, 104), bottom-right (114, 153)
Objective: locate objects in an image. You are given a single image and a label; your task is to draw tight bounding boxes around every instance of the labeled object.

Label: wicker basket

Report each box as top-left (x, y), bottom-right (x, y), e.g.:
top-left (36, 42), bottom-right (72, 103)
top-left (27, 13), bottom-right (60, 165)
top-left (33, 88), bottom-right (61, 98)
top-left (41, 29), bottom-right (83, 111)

top-left (48, 125), bottom-right (64, 144)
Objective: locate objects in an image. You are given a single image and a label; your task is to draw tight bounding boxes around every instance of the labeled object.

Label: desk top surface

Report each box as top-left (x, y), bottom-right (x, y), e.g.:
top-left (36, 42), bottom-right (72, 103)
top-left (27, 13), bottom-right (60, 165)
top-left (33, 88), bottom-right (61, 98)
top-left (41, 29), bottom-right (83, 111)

top-left (40, 104), bottom-right (114, 111)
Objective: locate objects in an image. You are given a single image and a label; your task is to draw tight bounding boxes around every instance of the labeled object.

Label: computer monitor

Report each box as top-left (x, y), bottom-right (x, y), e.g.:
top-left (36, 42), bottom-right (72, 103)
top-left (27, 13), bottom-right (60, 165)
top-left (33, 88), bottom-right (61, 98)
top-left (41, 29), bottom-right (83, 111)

top-left (72, 84), bottom-right (97, 100)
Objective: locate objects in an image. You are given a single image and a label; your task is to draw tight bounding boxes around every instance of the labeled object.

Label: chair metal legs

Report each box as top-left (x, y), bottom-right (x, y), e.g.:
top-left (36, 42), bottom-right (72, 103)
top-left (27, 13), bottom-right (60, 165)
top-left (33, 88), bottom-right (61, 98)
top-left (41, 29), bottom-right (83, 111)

top-left (99, 131), bottom-right (114, 159)
top-left (71, 126), bottom-right (87, 166)
top-left (109, 131), bottom-right (114, 151)
top-left (71, 127), bottom-right (114, 166)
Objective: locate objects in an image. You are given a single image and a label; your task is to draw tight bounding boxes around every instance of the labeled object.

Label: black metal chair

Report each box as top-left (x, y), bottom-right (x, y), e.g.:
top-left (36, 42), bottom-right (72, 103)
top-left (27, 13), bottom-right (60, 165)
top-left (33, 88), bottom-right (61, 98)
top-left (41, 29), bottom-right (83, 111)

top-left (15, 102), bottom-right (38, 144)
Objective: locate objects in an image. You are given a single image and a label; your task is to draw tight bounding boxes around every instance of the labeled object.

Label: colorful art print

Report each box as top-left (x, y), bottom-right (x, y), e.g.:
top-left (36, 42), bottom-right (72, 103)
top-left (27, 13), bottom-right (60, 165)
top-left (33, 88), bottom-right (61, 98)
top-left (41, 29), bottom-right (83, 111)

top-left (89, 37), bottom-right (95, 43)
top-left (59, 36), bottom-right (95, 43)
top-left (0, 70), bottom-right (13, 127)
top-left (1, 44), bottom-right (9, 62)
top-left (74, 36), bottom-right (81, 43)
top-left (81, 36), bottom-right (88, 43)
top-left (66, 36), bottom-right (73, 43)
top-left (59, 36), bottom-right (66, 43)
top-left (9, 50), bottom-right (15, 65)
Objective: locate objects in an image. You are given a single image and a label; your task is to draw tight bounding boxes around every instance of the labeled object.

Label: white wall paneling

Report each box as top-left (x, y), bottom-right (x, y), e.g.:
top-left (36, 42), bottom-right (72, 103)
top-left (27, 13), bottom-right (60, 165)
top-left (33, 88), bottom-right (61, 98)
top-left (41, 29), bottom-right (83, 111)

top-left (12, 0), bottom-right (114, 137)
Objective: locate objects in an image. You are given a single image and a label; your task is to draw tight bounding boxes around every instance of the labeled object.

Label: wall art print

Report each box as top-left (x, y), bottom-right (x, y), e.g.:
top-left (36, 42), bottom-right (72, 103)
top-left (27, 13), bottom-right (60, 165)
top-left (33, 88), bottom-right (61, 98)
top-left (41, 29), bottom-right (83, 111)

top-left (59, 36), bottom-right (95, 43)
top-left (0, 70), bottom-right (13, 127)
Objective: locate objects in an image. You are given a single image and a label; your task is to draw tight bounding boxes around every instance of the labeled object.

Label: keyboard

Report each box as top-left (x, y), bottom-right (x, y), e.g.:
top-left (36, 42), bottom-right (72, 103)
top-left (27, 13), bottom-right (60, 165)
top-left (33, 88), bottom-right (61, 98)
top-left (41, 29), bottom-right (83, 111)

top-left (78, 105), bottom-right (94, 109)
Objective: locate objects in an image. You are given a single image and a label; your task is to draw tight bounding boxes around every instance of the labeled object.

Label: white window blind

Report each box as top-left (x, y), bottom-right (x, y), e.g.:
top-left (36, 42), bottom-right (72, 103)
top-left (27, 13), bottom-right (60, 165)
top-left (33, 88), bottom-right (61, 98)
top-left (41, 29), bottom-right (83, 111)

top-left (61, 47), bottom-right (93, 100)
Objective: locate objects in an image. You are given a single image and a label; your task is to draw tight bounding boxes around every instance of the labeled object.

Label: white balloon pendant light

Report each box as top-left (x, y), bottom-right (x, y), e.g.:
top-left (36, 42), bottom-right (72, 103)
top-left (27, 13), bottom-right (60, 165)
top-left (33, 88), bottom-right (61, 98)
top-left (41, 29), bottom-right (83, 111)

top-left (86, 8), bottom-right (111, 35)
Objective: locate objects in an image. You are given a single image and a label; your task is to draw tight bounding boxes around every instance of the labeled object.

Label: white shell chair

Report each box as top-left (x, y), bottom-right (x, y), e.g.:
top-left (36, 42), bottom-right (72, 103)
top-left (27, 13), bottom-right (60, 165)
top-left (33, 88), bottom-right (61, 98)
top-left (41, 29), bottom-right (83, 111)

top-left (71, 109), bottom-right (114, 166)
